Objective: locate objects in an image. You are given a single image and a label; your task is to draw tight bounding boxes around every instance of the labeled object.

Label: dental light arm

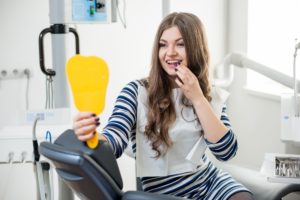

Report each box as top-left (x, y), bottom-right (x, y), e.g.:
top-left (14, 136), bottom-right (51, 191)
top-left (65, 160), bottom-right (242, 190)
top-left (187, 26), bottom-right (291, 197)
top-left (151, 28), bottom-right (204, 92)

top-left (216, 52), bottom-right (300, 93)
top-left (216, 52), bottom-right (300, 144)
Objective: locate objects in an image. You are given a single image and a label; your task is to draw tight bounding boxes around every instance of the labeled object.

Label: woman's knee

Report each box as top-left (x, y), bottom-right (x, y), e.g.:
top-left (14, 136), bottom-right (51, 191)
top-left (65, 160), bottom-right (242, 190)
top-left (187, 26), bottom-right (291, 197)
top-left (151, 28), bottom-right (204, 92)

top-left (228, 191), bottom-right (255, 200)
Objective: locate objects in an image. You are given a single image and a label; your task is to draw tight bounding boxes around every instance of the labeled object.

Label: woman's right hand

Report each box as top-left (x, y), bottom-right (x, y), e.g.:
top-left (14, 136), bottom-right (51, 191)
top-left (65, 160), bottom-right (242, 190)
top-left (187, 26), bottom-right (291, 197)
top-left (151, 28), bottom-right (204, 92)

top-left (72, 112), bottom-right (100, 141)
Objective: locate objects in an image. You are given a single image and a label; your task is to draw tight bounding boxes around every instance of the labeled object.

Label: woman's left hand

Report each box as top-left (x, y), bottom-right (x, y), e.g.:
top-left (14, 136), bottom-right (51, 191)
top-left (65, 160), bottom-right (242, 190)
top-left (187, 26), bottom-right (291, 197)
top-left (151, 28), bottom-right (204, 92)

top-left (174, 65), bottom-right (204, 103)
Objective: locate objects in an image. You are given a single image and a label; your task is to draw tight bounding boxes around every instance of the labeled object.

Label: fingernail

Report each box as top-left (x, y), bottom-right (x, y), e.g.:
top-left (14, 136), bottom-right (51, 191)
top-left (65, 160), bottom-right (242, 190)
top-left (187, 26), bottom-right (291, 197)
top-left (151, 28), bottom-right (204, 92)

top-left (95, 117), bottom-right (100, 122)
top-left (174, 68), bottom-right (178, 72)
top-left (96, 122), bottom-right (100, 126)
top-left (91, 113), bottom-right (96, 117)
top-left (93, 131), bottom-right (97, 135)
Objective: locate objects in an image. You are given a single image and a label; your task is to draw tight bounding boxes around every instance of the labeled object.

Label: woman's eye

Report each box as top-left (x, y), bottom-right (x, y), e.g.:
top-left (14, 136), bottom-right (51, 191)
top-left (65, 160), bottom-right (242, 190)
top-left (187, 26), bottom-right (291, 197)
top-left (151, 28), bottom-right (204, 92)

top-left (159, 43), bottom-right (167, 48)
top-left (177, 42), bottom-right (185, 47)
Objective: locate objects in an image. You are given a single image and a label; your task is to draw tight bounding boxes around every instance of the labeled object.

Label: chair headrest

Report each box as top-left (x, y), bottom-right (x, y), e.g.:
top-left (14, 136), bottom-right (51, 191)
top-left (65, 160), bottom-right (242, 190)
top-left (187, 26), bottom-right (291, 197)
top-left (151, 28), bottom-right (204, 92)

top-left (50, 129), bottom-right (123, 189)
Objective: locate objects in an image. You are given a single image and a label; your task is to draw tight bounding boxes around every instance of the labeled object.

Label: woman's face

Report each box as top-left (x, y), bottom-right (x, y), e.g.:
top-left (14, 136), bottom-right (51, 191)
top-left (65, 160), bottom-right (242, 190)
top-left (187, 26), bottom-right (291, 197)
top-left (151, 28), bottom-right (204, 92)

top-left (159, 26), bottom-right (187, 77)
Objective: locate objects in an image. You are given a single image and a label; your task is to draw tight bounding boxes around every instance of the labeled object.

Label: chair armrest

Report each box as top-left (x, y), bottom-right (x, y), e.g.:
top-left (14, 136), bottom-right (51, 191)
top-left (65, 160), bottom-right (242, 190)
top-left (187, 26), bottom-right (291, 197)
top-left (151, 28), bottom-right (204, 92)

top-left (218, 163), bottom-right (300, 200)
top-left (122, 191), bottom-right (183, 200)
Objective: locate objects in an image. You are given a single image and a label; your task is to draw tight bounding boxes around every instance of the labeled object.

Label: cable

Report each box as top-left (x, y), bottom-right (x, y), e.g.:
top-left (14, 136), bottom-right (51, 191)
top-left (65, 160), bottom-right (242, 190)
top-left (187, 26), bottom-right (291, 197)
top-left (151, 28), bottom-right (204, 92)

top-left (116, 0), bottom-right (127, 28)
top-left (36, 162), bottom-right (47, 200)
top-left (45, 130), bottom-right (52, 143)
top-left (32, 116), bottom-right (49, 200)
top-left (33, 116), bottom-right (40, 162)
top-left (33, 120), bottom-right (54, 199)
top-left (24, 68), bottom-right (30, 110)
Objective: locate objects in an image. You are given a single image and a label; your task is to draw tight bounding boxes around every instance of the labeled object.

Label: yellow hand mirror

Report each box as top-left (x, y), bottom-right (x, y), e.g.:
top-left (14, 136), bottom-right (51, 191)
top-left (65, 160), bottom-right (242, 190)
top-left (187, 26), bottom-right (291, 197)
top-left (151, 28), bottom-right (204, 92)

top-left (66, 55), bottom-right (109, 149)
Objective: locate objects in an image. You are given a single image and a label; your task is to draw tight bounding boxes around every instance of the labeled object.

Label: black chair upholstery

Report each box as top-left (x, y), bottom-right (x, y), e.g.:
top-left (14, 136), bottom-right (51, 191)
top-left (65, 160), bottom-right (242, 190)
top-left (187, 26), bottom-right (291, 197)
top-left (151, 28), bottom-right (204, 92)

top-left (39, 129), bottom-right (182, 200)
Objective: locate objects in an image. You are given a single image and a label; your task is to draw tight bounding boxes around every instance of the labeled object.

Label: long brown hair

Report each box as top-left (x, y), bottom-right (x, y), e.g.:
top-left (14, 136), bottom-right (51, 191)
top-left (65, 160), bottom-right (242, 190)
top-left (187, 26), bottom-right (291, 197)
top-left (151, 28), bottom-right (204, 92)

top-left (143, 12), bottom-right (211, 158)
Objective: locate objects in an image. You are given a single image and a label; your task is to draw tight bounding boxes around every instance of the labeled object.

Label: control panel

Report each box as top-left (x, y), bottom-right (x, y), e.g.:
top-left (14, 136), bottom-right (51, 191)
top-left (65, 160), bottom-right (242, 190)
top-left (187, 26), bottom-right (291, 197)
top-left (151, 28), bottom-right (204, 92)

top-left (72, 0), bottom-right (117, 23)
top-left (50, 0), bottom-right (117, 24)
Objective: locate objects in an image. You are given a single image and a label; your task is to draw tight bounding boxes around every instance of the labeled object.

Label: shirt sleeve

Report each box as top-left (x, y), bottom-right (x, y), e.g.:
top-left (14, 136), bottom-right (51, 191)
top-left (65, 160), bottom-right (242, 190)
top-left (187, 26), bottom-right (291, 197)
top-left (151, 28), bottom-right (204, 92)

top-left (205, 105), bottom-right (238, 161)
top-left (102, 80), bottom-right (139, 158)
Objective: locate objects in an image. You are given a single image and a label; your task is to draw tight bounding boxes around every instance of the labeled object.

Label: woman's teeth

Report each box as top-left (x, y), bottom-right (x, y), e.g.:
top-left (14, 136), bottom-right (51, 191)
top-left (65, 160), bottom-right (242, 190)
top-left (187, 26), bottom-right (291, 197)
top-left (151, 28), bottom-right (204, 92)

top-left (167, 60), bottom-right (181, 68)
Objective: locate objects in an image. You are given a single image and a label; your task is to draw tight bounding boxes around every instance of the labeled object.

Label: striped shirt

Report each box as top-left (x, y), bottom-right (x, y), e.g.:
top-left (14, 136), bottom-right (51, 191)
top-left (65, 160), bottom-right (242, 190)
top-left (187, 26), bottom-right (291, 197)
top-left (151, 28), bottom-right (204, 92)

top-left (102, 80), bottom-right (250, 200)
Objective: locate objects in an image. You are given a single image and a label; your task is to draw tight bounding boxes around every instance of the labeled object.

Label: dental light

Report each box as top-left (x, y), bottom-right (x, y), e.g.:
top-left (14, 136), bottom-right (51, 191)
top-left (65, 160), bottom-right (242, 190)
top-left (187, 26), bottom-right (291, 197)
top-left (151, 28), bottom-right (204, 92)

top-left (216, 51), bottom-right (300, 145)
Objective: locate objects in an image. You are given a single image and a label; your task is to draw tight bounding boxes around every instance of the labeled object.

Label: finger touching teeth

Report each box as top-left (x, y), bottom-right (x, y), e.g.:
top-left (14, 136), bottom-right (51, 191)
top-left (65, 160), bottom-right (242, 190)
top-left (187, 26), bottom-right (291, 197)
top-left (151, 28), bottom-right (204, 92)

top-left (166, 60), bottom-right (182, 68)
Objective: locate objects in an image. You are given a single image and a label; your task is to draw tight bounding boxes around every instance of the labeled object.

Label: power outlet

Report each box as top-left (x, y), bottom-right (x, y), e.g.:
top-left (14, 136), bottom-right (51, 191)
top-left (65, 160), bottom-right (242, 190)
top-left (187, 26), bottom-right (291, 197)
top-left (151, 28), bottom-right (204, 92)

top-left (0, 68), bottom-right (31, 80)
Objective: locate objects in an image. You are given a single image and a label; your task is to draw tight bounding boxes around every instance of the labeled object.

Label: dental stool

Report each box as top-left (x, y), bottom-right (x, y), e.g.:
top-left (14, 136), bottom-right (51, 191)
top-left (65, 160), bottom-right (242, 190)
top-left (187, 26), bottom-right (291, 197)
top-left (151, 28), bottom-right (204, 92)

top-left (39, 129), bottom-right (183, 200)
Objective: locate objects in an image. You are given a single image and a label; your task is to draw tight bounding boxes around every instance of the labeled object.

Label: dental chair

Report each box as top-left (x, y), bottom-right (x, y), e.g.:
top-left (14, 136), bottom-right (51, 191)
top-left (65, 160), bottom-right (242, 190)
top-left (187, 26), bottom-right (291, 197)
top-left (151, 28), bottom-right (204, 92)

top-left (216, 162), bottom-right (300, 200)
top-left (39, 129), bottom-right (182, 200)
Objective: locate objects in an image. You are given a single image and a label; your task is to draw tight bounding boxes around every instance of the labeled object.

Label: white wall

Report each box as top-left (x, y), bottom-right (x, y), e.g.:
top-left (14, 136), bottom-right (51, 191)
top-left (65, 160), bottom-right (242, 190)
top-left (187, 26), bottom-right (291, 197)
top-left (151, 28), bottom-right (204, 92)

top-left (0, 2), bottom-right (49, 197)
top-left (170, 0), bottom-right (228, 67)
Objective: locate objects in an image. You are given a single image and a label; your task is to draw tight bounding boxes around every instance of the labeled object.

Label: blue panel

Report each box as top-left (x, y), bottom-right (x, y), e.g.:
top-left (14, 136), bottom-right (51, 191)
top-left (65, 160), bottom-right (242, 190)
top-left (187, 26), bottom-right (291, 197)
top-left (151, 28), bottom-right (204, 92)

top-left (72, 0), bottom-right (108, 22)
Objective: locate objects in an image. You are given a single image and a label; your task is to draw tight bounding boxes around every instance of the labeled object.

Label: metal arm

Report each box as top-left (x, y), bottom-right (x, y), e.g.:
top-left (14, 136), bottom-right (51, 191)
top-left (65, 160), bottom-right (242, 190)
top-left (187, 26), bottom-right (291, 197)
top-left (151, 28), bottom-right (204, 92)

top-left (38, 24), bottom-right (80, 77)
top-left (215, 52), bottom-right (300, 93)
top-left (39, 28), bottom-right (56, 76)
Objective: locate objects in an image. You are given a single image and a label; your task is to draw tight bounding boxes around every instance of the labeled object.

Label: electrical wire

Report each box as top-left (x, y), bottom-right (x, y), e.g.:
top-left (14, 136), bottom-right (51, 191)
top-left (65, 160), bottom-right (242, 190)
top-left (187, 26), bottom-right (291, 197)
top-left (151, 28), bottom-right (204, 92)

top-left (31, 133), bottom-right (54, 199)
top-left (45, 130), bottom-right (52, 143)
top-left (32, 116), bottom-right (50, 200)
top-left (24, 69), bottom-right (30, 110)
top-left (116, 0), bottom-right (127, 28)
top-left (33, 116), bottom-right (40, 162)
top-left (32, 116), bottom-right (39, 141)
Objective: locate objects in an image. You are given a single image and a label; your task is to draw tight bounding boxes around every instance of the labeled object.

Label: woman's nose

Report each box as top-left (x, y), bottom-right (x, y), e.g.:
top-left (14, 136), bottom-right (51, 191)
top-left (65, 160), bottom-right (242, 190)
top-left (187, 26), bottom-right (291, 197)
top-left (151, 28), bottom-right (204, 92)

top-left (166, 45), bottom-right (177, 56)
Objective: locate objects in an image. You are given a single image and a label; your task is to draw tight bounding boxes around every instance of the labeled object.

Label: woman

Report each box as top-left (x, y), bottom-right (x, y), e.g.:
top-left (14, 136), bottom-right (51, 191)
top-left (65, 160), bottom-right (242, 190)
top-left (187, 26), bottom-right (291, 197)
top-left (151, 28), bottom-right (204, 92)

top-left (73, 12), bottom-right (254, 200)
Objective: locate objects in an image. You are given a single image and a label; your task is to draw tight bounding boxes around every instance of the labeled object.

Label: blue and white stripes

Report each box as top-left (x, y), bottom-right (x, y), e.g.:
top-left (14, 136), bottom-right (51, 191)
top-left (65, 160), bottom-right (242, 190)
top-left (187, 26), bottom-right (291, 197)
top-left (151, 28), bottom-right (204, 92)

top-left (205, 130), bottom-right (238, 161)
top-left (102, 80), bottom-right (250, 199)
top-left (103, 81), bottom-right (139, 158)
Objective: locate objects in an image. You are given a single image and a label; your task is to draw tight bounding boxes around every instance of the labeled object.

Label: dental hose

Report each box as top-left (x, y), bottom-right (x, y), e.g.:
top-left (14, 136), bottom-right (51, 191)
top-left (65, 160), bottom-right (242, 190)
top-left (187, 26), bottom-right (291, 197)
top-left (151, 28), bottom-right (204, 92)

top-left (32, 116), bottom-right (52, 200)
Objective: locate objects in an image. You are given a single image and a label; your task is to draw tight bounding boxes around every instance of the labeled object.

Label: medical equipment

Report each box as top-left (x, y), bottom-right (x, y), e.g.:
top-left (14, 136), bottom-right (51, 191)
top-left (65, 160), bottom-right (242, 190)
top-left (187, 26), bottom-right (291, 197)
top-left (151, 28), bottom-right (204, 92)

top-left (32, 117), bottom-right (52, 200)
top-left (216, 52), bottom-right (299, 90)
top-left (216, 52), bottom-right (300, 145)
top-left (281, 42), bottom-right (300, 144)
top-left (39, 129), bottom-right (183, 200)
top-left (66, 55), bottom-right (109, 148)
top-left (211, 52), bottom-right (300, 198)
top-left (39, 0), bottom-right (116, 108)
top-left (37, 1), bottom-right (117, 199)
top-left (0, 68), bottom-right (31, 110)
top-left (0, 123), bottom-right (69, 199)
top-left (218, 162), bottom-right (300, 200)
top-left (50, 0), bottom-right (117, 24)
top-left (38, 21), bottom-right (80, 108)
